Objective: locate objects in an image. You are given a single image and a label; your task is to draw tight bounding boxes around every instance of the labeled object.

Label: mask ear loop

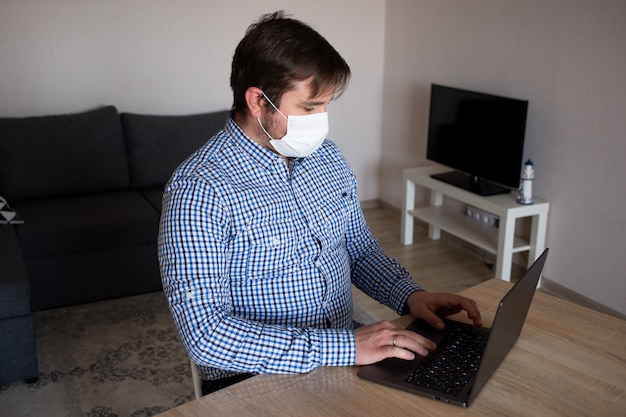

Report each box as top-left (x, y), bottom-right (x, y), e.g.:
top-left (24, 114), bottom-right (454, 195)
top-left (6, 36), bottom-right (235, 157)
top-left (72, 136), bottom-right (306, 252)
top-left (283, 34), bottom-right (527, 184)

top-left (260, 90), bottom-right (288, 120)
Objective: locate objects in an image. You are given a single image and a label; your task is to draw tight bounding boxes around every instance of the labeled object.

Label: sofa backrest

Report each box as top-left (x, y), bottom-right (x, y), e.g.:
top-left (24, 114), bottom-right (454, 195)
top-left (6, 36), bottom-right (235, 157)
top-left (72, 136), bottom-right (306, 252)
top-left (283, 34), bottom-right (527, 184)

top-left (121, 110), bottom-right (230, 189)
top-left (0, 106), bottom-right (129, 201)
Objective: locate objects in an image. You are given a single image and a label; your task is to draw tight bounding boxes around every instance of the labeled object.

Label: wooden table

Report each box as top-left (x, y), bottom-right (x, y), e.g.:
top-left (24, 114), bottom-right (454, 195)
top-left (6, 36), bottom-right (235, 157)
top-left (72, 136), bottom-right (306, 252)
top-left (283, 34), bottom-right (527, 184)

top-left (157, 279), bottom-right (626, 417)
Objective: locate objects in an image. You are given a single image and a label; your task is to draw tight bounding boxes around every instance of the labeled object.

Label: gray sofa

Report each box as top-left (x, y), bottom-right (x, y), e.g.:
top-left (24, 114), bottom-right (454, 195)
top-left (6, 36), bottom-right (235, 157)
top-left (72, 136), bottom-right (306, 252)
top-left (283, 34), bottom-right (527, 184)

top-left (0, 105), bottom-right (229, 384)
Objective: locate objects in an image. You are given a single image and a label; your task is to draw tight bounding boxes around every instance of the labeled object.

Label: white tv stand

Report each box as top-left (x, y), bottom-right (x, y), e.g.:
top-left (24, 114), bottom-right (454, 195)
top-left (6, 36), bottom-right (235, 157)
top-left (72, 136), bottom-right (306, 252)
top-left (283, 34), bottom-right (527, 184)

top-left (401, 165), bottom-right (549, 283)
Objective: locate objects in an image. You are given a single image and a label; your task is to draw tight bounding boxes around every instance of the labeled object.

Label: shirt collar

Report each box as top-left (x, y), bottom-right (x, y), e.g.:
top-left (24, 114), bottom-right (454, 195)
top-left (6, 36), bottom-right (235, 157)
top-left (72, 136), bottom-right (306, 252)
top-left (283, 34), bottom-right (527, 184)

top-left (225, 114), bottom-right (286, 173)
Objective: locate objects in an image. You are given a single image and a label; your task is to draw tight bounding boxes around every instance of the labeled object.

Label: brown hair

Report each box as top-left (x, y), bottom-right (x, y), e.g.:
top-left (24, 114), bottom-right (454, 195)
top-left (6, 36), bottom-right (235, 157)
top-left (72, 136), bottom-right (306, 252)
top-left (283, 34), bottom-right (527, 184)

top-left (230, 11), bottom-right (351, 116)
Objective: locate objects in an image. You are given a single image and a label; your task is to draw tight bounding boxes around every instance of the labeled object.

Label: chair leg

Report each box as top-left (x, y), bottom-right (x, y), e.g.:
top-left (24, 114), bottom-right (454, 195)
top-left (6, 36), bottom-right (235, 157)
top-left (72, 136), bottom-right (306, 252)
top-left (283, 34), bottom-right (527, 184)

top-left (190, 359), bottom-right (203, 399)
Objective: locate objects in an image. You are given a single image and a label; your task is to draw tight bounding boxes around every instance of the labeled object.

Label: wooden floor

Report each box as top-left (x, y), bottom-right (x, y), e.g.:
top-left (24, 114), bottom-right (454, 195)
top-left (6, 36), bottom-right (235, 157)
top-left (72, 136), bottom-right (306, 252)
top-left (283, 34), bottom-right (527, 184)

top-left (353, 207), bottom-right (499, 324)
top-left (357, 207), bottom-right (626, 322)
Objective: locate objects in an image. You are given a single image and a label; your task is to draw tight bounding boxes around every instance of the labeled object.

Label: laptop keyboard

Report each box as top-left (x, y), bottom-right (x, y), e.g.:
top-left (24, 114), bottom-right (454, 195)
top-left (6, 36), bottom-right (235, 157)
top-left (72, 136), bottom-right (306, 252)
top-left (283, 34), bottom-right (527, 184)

top-left (404, 326), bottom-right (488, 396)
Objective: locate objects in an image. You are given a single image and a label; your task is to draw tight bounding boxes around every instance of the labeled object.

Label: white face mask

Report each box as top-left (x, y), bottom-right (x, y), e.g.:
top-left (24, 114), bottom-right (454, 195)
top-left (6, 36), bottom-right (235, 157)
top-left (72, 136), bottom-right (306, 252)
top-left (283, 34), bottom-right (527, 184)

top-left (257, 91), bottom-right (329, 158)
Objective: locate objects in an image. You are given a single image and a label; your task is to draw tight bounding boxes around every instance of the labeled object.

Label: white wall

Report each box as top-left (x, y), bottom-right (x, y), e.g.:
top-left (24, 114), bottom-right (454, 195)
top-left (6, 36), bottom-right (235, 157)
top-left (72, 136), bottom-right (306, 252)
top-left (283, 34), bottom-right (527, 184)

top-left (0, 0), bottom-right (386, 200)
top-left (381, 0), bottom-right (626, 314)
top-left (3, 0), bottom-right (624, 315)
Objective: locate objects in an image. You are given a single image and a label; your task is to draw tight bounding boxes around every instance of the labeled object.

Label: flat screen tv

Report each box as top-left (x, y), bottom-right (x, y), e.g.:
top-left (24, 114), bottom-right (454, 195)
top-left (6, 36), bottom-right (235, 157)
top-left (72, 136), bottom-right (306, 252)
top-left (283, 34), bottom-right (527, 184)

top-left (426, 84), bottom-right (529, 196)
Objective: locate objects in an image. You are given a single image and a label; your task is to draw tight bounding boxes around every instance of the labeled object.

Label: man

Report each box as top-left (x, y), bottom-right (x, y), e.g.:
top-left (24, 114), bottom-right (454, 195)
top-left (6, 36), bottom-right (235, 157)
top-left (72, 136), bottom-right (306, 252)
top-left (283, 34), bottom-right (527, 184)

top-left (158, 11), bottom-right (482, 395)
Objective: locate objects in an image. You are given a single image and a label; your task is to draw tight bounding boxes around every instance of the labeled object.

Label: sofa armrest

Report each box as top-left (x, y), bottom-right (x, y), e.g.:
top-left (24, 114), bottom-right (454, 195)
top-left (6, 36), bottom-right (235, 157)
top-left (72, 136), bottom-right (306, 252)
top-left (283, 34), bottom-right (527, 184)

top-left (0, 225), bottom-right (31, 318)
top-left (0, 225), bottom-right (39, 384)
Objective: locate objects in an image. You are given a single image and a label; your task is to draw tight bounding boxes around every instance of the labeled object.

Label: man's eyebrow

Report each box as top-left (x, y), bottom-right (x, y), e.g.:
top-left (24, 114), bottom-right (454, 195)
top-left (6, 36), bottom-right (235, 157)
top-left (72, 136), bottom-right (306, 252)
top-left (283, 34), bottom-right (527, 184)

top-left (302, 99), bottom-right (330, 106)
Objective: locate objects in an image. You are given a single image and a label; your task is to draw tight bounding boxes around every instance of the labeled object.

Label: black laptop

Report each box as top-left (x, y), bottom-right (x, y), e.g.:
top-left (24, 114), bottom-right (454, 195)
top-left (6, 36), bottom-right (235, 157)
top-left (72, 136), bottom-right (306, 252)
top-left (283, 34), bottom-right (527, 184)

top-left (358, 248), bottom-right (549, 407)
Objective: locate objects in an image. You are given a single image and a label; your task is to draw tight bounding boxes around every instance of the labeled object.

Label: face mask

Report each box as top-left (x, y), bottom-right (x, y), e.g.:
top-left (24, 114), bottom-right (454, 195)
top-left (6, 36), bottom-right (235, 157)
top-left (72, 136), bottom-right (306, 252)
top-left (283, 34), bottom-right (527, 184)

top-left (257, 91), bottom-right (329, 158)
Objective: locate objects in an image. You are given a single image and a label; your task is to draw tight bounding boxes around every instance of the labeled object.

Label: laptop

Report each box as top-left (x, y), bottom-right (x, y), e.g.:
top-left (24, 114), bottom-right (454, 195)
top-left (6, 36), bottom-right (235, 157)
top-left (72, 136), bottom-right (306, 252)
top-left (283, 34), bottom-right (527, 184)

top-left (358, 248), bottom-right (549, 407)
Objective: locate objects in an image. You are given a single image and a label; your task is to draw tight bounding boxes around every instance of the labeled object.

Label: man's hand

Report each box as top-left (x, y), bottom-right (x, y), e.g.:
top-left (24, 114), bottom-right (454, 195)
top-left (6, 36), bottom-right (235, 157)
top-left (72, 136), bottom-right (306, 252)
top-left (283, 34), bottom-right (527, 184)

top-left (406, 290), bottom-right (482, 330)
top-left (354, 320), bottom-right (436, 365)
top-left (353, 291), bottom-right (482, 366)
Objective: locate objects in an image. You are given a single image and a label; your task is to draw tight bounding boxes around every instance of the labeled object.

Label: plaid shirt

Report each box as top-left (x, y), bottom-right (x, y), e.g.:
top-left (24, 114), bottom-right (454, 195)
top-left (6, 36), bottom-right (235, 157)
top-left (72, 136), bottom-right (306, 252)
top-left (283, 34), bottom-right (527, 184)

top-left (158, 115), bottom-right (421, 380)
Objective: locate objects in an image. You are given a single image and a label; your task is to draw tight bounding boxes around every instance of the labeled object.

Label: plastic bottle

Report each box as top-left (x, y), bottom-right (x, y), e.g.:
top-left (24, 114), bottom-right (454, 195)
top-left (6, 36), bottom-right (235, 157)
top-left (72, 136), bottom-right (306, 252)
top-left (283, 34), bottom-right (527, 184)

top-left (517, 159), bottom-right (534, 205)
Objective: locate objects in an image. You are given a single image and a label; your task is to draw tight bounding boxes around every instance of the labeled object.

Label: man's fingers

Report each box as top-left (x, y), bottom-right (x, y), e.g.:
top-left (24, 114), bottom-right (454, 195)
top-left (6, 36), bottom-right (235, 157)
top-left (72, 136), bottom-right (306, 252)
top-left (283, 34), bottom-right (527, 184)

top-left (390, 330), bottom-right (436, 356)
top-left (354, 321), bottom-right (437, 365)
top-left (419, 308), bottom-right (446, 330)
top-left (459, 297), bottom-right (483, 326)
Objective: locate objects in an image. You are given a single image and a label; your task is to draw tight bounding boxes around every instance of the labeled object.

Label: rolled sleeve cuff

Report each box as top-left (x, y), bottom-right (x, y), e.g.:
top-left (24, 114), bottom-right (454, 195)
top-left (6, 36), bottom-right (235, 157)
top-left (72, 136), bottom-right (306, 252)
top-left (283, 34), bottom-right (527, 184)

top-left (390, 279), bottom-right (423, 315)
top-left (313, 328), bottom-right (357, 367)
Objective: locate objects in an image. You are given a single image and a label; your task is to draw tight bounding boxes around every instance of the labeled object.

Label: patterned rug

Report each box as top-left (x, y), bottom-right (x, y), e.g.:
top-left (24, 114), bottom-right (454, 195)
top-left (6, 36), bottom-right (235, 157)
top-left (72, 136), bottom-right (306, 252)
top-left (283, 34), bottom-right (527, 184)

top-left (0, 291), bottom-right (194, 417)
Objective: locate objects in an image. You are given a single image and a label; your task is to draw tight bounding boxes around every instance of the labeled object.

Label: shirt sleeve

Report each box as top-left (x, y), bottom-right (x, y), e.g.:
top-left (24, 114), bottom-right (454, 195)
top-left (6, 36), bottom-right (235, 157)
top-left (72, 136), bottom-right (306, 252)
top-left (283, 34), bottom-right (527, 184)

top-left (344, 187), bottom-right (423, 315)
top-left (158, 175), bottom-right (356, 375)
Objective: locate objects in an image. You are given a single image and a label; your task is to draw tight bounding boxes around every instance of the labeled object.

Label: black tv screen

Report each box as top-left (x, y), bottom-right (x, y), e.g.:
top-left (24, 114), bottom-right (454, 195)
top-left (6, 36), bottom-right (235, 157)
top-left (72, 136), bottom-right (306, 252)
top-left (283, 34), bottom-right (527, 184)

top-left (426, 84), bottom-right (529, 196)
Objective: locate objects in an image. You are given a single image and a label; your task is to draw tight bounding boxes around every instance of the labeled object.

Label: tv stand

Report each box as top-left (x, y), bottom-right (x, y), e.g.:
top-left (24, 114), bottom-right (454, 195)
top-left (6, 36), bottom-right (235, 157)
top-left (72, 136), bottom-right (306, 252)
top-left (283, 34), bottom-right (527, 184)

top-left (430, 171), bottom-right (511, 196)
top-left (402, 165), bottom-right (549, 283)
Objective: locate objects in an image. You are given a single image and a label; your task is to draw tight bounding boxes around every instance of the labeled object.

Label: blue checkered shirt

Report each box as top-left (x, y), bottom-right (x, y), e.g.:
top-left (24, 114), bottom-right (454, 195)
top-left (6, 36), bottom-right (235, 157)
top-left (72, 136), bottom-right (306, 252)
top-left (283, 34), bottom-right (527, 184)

top-left (158, 115), bottom-right (422, 381)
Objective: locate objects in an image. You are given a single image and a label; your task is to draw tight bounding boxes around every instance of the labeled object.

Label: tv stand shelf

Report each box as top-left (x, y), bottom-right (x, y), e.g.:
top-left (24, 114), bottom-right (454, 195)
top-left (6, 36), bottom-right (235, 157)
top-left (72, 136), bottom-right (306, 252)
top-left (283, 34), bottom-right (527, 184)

top-left (401, 165), bottom-right (549, 283)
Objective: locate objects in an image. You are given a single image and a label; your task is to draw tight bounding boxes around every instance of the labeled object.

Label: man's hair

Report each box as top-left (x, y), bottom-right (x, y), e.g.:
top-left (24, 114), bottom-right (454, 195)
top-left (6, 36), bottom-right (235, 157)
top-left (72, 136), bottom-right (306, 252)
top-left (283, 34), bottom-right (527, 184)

top-left (230, 11), bottom-right (351, 116)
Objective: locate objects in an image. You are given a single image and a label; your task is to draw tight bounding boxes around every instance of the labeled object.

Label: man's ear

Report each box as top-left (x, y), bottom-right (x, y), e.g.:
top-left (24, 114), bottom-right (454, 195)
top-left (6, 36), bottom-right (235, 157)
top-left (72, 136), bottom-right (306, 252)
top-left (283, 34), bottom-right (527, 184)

top-left (245, 87), bottom-right (265, 118)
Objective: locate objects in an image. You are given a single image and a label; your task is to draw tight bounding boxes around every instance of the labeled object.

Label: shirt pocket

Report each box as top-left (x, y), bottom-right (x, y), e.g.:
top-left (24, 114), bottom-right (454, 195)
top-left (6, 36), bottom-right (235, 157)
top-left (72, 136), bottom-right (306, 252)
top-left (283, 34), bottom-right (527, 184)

top-left (317, 187), bottom-right (354, 242)
top-left (237, 219), bottom-right (299, 280)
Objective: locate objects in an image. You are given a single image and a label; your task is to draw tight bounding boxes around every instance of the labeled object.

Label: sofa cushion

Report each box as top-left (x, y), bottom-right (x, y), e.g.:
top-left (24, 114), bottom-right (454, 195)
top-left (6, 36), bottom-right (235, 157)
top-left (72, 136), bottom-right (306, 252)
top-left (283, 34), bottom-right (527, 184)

top-left (0, 106), bottom-right (129, 201)
top-left (121, 110), bottom-right (229, 189)
top-left (13, 191), bottom-right (159, 259)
